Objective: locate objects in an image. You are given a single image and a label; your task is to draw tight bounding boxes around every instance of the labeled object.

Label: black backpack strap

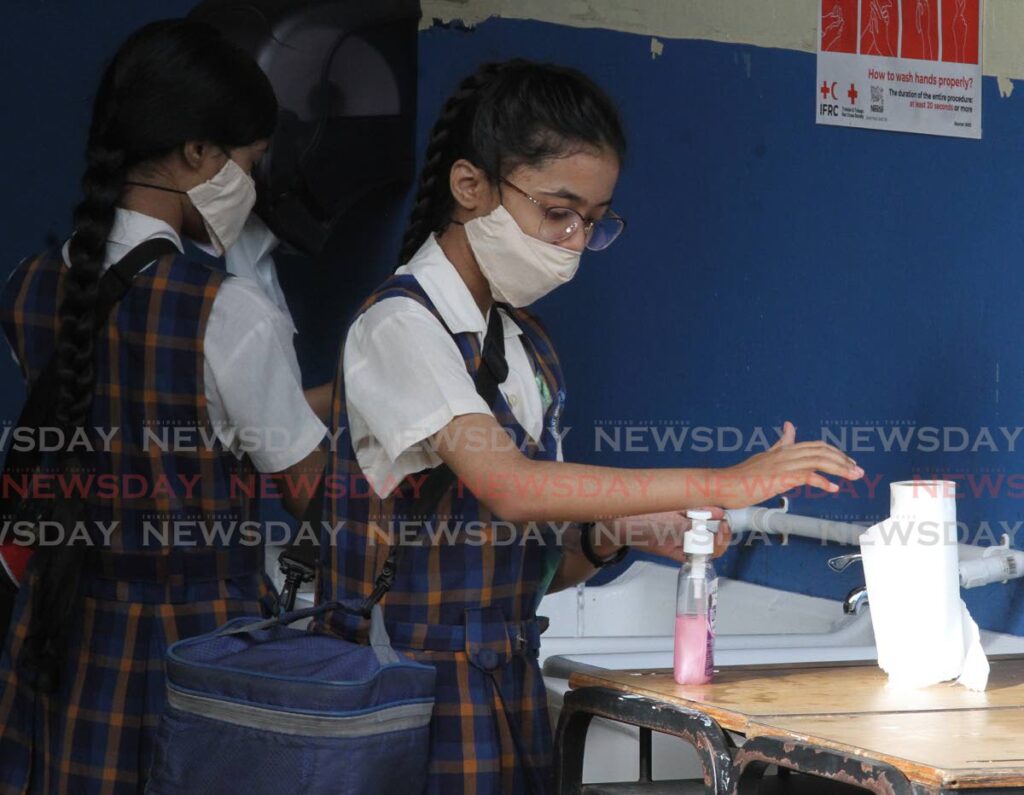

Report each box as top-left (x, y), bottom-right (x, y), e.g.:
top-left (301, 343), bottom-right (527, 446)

top-left (278, 304), bottom-right (512, 615)
top-left (93, 238), bottom-right (180, 323)
top-left (0, 237), bottom-right (179, 519)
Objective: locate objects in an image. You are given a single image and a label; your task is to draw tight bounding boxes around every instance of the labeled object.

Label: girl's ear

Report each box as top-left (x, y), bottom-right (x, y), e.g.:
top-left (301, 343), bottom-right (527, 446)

top-left (450, 158), bottom-right (497, 215)
top-left (181, 141), bottom-right (225, 174)
top-left (181, 141), bottom-right (207, 170)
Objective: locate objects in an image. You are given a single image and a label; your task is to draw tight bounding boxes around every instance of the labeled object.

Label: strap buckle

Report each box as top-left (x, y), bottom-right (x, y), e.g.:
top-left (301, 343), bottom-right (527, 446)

top-left (512, 624), bottom-right (526, 654)
top-left (361, 549), bottom-right (399, 618)
top-left (276, 548), bottom-right (317, 614)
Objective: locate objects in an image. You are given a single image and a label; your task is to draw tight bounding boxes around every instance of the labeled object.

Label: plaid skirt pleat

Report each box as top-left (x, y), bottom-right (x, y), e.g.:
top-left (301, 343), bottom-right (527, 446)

top-left (405, 648), bottom-right (552, 795)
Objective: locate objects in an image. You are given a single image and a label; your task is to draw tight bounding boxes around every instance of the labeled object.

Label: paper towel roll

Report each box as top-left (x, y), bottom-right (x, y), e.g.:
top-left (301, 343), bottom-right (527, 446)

top-left (859, 480), bottom-right (989, 691)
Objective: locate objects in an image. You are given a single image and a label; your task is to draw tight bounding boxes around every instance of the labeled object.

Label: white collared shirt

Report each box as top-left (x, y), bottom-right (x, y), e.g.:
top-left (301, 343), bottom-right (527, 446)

top-left (55, 209), bottom-right (325, 473)
top-left (344, 235), bottom-right (557, 498)
top-left (223, 214), bottom-right (292, 318)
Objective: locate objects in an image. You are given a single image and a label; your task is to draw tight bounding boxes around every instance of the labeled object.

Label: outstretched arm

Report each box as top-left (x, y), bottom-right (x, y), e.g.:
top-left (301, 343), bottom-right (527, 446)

top-left (432, 417), bottom-right (862, 521)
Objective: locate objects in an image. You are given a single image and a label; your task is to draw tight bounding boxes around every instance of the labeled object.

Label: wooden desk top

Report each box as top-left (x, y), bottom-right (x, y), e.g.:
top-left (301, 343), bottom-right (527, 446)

top-left (568, 658), bottom-right (1024, 788)
top-left (748, 710), bottom-right (1024, 788)
top-left (569, 659), bottom-right (1024, 732)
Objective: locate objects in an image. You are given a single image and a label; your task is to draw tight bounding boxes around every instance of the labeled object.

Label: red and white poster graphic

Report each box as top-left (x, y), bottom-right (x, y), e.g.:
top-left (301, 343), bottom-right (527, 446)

top-left (861, 0), bottom-right (897, 56)
top-left (816, 0), bottom-right (982, 139)
top-left (821, 0), bottom-right (859, 53)
top-left (901, 0), bottom-right (939, 61)
top-left (941, 0), bottom-right (979, 63)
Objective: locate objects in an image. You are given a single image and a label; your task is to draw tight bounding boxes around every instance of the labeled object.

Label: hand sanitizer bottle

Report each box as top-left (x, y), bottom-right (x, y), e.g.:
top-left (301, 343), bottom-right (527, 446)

top-left (673, 510), bottom-right (718, 685)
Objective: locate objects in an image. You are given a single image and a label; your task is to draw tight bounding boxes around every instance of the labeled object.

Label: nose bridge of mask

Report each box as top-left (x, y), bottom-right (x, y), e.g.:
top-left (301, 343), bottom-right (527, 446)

top-left (519, 217), bottom-right (585, 267)
top-left (464, 203), bottom-right (581, 308)
top-left (186, 157), bottom-right (257, 256)
top-left (477, 204), bottom-right (582, 262)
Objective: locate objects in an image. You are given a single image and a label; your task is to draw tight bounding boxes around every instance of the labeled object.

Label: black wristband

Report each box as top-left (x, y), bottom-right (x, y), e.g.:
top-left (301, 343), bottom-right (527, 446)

top-left (579, 522), bottom-right (629, 568)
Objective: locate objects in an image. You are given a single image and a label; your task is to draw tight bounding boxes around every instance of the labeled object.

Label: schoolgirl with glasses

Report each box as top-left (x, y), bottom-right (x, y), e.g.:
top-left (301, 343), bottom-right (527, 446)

top-left (318, 60), bottom-right (864, 794)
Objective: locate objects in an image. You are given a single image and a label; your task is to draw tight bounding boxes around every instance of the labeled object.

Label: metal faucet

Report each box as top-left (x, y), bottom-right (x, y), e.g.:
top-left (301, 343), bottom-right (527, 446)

top-left (843, 585), bottom-right (869, 615)
top-left (828, 554), bottom-right (869, 615)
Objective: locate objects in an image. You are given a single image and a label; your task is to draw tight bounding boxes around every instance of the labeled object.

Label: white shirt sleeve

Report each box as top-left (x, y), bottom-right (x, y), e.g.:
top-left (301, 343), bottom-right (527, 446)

top-left (203, 276), bottom-right (325, 473)
top-left (344, 298), bottom-right (492, 496)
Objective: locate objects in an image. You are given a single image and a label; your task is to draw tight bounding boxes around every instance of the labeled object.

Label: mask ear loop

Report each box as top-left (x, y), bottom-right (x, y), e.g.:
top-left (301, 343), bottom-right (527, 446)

top-left (125, 145), bottom-right (237, 196)
top-left (123, 181), bottom-right (186, 196)
top-left (122, 181), bottom-right (194, 232)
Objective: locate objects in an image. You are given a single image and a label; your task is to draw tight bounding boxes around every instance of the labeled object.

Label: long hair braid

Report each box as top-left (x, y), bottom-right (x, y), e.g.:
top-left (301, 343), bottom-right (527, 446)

top-left (23, 128), bottom-right (127, 688)
top-left (397, 62), bottom-right (514, 265)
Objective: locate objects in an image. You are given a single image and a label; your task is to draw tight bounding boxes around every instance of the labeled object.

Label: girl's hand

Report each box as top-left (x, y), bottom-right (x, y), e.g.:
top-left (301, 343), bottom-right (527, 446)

top-left (717, 421), bottom-right (863, 509)
top-left (611, 508), bottom-right (732, 564)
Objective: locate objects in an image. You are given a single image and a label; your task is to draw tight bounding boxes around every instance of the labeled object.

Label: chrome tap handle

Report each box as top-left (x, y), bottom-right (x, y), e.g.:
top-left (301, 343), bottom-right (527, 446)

top-left (827, 553), bottom-right (863, 574)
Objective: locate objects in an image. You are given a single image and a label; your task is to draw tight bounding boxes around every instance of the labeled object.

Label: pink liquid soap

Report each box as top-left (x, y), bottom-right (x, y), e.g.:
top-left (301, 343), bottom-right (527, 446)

top-left (673, 614), bottom-right (712, 685)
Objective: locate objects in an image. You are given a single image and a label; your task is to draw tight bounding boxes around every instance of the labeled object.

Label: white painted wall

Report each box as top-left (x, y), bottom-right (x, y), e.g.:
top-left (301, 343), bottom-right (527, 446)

top-left (421, 0), bottom-right (1024, 81)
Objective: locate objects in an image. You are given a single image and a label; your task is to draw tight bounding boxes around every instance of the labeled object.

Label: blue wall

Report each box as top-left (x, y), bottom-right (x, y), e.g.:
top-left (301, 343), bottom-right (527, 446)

top-left (5, 5), bottom-right (1024, 632)
top-left (412, 20), bottom-right (1024, 634)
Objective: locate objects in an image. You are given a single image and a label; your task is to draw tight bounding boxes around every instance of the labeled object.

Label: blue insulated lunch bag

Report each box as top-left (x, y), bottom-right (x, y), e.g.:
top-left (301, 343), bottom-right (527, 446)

top-left (146, 601), bottom-right (436, 795)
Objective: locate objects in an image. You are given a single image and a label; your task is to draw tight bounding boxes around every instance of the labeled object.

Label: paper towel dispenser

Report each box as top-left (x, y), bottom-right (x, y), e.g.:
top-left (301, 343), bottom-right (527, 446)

top-left (190, 0), bottom-right (421, 255)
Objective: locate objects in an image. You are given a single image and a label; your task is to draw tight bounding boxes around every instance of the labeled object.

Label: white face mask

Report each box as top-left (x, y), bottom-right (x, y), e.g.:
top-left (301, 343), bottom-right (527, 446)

top-left (463, 204), bottom-right (581, 307)
top-left (186, 158), bottom-right (257, 256)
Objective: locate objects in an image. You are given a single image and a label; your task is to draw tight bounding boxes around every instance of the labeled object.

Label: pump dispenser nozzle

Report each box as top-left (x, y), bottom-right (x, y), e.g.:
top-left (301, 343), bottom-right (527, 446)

top-left (684, 510), bottom-right (716, 555)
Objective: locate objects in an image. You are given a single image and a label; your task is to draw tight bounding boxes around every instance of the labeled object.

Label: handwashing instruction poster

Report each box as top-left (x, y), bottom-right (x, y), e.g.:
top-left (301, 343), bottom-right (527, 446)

top-left (816, 0), bottom-right (982, 139)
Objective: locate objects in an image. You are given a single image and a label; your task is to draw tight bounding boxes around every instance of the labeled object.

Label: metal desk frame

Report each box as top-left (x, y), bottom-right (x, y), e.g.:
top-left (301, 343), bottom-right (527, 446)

top-left (553, 686), bottom-right (1024, 795)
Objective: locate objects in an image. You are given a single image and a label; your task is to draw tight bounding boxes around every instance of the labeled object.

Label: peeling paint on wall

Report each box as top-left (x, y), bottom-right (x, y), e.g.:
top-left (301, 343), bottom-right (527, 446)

top-left (650, 37), bottom-right (664, 60)
top-left (998, 76), bottom-right (1015, 98)
top-left (420, 0), bottom-right (1024, 80)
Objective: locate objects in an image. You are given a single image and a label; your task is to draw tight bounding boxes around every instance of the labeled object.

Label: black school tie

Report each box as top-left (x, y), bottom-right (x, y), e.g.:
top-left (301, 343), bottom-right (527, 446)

top-left (477, 304), bottom-right (510, 401)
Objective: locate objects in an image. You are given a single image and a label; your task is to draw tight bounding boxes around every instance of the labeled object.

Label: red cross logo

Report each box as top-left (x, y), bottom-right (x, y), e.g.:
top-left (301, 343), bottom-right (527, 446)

top-left (848, 83), bottom-right (859, 104)
top-left (820, 80), bottom-right (831, 99)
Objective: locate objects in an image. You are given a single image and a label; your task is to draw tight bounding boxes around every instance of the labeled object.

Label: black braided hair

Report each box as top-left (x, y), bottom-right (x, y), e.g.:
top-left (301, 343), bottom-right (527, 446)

top-left (398, 60), bottom-right (627, 265)
top-left (398, 62), bottom-right (509, 266)
top-left (23, 18), bottom-right (277, 690)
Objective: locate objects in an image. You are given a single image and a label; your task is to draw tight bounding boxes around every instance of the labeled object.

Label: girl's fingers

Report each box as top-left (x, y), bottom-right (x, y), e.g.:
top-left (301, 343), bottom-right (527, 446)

top-left (779, 449), bottom-right (863, 478)
top-left (789, 441), bottom-right (858, 466)
top-left (713, 521), bottom-right (732, 557)
top-left (653, 542), bottom-right (686, 563)
top-left (804, 472), bottom-right (840, 493)
top-left (802, 459), bottom-right (862, 480)
top-left (770, 421), bottom-right (796, 450)
top-left (815, 457), bottom-right (864, 479)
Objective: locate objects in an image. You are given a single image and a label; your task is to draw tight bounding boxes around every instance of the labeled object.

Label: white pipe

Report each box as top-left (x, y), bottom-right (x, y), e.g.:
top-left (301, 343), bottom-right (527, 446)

top-left (958, 548), bottom-right (1024, 588)
top-left (725, 502), bottom-right (864, 546)
top-left (725, 503), bottom-right (1024, 590)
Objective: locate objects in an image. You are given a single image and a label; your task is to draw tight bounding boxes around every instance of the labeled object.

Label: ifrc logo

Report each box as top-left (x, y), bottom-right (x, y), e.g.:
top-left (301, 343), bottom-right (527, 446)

top-left (819, 79), bottom-right (839, 116)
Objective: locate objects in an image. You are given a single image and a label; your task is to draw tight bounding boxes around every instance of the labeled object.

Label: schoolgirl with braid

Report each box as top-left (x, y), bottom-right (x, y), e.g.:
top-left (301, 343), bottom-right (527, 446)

top-left (319, 60), bottom-right (864, 794)
top-left (0, 20), bottom-right (325, 794)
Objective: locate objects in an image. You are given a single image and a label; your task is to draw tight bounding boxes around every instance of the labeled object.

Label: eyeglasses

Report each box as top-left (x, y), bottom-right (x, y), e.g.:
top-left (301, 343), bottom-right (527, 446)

top-left (501, 178), bottom-right (626, 252)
